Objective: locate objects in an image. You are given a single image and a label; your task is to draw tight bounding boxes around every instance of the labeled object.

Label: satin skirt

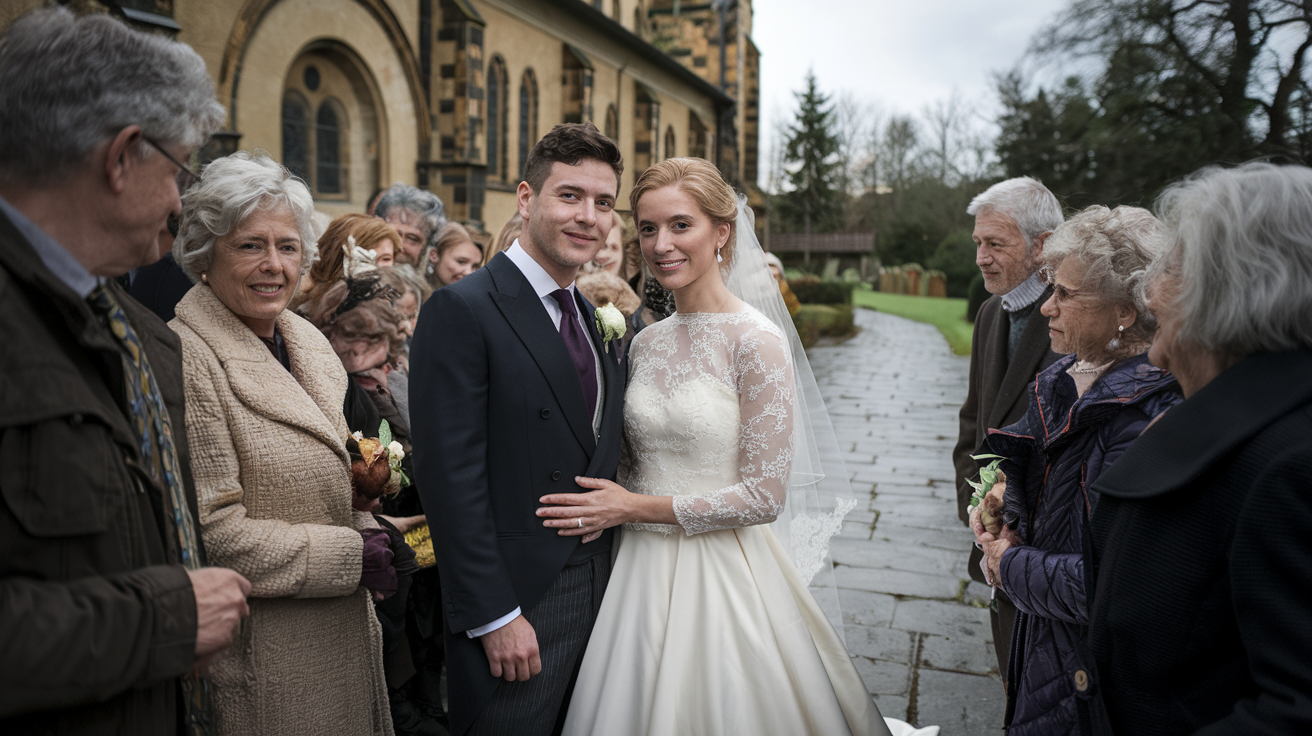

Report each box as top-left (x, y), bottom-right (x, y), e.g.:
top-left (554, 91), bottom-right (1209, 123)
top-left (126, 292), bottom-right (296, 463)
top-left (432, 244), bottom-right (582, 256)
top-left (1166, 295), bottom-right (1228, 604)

top-left (562, 524), bottom-right (889, 736)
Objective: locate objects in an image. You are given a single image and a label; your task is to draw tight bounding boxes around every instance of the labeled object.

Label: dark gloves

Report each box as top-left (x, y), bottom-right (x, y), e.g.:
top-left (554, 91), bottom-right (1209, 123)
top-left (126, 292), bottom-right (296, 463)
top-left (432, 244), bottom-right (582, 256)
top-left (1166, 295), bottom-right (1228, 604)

top-left (372, 515), bottom-right (420, 577)
top-left (359, 527), bottom-right (397, 600)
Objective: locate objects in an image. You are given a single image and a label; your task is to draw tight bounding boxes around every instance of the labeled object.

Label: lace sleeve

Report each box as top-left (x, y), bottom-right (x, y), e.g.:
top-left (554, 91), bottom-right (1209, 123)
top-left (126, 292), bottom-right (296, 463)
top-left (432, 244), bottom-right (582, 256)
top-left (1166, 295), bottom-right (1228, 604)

top-left (672, 325), bottom-right (795, 534)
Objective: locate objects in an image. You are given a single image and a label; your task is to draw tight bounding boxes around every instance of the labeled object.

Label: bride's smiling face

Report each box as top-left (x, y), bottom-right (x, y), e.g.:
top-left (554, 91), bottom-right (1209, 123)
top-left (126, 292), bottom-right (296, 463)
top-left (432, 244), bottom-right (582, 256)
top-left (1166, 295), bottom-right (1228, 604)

top-left (636, 185), bottom-right (731, 293)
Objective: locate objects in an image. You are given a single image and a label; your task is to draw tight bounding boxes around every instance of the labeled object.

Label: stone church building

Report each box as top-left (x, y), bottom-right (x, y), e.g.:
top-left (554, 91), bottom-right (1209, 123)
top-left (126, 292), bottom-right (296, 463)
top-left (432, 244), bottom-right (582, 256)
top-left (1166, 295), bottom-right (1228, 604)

top-left (1, 0), bottom-right (762, 231)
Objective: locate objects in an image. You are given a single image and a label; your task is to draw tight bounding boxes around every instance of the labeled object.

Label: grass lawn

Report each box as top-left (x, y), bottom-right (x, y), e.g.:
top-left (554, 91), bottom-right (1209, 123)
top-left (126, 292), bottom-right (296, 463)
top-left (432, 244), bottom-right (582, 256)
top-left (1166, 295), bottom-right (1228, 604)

top-left (851, 290), bottom-right (974, 356)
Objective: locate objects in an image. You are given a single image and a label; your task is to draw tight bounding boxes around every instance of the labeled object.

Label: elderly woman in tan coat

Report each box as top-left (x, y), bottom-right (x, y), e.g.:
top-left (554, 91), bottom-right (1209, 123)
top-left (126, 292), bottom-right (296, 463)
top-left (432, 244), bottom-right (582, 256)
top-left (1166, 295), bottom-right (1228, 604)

top-left (169, 152), bottom-right (395, 736)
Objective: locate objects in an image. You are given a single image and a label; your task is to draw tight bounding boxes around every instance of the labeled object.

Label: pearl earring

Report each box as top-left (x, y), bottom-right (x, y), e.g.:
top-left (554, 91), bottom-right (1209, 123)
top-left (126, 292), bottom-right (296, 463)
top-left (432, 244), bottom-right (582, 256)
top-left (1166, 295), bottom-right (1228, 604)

top-left (1106, 324), bottom-right (1124, 351)
top-left (716, 247), bottom-right (723, 264)
top-left (201, 273), bottom-right (208, 284)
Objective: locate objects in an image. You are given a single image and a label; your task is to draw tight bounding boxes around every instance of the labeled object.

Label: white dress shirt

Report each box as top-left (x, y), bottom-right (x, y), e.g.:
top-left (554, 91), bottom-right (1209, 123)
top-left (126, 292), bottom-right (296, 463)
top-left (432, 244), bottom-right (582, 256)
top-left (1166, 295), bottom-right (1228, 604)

top-left (467, 241), bottom-right (605, 638)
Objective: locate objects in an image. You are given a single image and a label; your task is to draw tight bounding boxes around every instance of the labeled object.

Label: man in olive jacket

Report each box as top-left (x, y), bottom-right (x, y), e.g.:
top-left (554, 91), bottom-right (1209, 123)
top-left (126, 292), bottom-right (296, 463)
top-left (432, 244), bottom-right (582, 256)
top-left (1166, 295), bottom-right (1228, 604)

top-left (952, 177), bottom-right (1063, 679)
top-left (0, 9), bottom-right (249, 734)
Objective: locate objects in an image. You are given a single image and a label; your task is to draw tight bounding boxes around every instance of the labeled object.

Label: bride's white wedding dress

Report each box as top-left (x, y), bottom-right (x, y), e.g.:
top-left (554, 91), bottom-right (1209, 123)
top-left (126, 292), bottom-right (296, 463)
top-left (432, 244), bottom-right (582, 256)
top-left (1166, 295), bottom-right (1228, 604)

top-left (562, 308), bottom-right (889, 736)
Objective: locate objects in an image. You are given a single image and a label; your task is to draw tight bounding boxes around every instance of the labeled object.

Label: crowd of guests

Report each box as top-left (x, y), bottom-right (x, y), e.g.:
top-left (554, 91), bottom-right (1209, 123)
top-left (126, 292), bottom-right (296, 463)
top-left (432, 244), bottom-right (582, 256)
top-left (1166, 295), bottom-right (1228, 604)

top-left (156, 150), bottom-right (665, 736)
top-left (956, 171), bottom-right (1312, 735)
top-left (1, 7), bottom-right (1310, 736)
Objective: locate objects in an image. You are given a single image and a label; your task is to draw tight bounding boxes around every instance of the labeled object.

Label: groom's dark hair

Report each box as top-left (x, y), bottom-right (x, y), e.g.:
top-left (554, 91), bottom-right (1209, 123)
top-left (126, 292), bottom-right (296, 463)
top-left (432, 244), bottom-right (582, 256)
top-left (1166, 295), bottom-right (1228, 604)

top-left (523, 122), bottom-right (623, 194)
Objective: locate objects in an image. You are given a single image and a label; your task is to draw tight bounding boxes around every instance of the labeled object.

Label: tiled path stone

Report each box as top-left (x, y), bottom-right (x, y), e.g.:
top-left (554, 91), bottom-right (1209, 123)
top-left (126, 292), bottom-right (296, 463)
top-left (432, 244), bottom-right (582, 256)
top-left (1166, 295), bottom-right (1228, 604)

top-left (811, 308), bottom-right (1006, 734)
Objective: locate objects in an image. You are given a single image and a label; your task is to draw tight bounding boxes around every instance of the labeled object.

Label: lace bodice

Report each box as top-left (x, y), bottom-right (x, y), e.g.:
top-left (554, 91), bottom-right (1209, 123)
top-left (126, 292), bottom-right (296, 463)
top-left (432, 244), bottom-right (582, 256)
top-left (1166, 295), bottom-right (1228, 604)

top-left (621, 308), bottom-right (796, 536)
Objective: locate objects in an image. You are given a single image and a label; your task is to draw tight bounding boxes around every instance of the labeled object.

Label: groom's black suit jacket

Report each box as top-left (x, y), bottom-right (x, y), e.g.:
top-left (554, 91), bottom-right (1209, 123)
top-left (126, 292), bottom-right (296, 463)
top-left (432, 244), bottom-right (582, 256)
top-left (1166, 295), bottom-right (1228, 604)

top-left (409, 252), bottom-right (626, 735)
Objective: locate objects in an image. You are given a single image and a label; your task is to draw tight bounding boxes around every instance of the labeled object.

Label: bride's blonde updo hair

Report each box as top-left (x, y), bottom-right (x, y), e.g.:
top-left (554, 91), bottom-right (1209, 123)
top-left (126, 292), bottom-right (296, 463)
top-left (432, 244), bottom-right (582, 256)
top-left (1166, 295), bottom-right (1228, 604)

top-left (630, 157), bottom-right (738, 270)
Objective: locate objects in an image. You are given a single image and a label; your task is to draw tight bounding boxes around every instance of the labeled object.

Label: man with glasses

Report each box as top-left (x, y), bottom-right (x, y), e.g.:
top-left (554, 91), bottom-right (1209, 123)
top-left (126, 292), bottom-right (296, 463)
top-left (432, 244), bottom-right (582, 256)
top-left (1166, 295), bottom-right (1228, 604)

top-left (0, 8), bottom-right (251, 735)
top-left (127, 139), bottom-right (203, 323)
top-left (953, 177), bottom-right (1063, 686)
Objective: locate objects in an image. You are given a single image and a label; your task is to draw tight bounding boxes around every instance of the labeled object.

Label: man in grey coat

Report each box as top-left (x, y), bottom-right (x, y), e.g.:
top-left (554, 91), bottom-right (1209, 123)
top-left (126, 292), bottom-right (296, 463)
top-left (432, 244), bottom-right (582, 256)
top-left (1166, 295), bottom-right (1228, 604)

top-left (952, 177), bottom-right (1063, 681)
top-left (0, 9), bottom-right (250, 734)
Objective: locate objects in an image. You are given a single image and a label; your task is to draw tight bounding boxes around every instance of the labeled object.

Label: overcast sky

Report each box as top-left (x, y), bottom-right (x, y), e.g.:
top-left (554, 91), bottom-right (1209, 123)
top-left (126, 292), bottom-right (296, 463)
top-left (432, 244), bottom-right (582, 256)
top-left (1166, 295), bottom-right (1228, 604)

top-left (753, 0), bottom-right (1068, 187)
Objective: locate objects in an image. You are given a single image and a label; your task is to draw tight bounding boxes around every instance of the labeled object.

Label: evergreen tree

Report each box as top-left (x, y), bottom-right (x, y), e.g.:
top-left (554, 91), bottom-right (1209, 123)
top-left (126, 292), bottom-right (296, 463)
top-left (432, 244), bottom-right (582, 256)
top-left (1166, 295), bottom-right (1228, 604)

top-left (998, 0), bottom-right (1311, 208)
top-left (775, 71), bottom-right (843, 234)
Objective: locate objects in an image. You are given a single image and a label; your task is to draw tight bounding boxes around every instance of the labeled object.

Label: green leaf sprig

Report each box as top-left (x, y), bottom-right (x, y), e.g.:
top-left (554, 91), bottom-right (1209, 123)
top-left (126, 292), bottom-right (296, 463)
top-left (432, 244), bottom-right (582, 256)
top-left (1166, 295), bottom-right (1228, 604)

top-left (379, 419), bottom-right (411, 489)
top-left (967, 453), bottom-right (1006, 511)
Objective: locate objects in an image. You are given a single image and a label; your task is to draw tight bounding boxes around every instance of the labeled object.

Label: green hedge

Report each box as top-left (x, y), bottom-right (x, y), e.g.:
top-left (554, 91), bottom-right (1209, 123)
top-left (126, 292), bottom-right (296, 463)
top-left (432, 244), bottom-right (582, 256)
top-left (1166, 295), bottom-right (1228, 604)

top-left (787, 278), bottom-right (854, 305)
top-left (966, 273), bottom-right (988, 323)
top-left (793, 304), bottom-right (857, 349)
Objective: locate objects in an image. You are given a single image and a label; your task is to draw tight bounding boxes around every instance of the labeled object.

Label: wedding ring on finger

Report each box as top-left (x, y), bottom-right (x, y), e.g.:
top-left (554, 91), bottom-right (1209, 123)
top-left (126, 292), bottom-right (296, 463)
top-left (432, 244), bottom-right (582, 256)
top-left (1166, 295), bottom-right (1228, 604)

top-left (577, 518), bottom-right (584, 528)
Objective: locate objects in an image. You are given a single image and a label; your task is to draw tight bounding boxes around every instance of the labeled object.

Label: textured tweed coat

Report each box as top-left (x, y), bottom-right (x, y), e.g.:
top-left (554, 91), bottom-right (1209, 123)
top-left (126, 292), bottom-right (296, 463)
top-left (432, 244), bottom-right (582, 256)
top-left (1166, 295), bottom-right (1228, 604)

top-left (171, 284), bottom-right (392, 736)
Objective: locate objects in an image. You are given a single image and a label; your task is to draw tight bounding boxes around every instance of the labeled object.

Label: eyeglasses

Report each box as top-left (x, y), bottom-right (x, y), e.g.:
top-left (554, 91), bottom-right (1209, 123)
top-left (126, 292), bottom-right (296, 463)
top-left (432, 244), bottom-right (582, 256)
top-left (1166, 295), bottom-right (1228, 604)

top-left (143, 136), bottom-right (199, 193)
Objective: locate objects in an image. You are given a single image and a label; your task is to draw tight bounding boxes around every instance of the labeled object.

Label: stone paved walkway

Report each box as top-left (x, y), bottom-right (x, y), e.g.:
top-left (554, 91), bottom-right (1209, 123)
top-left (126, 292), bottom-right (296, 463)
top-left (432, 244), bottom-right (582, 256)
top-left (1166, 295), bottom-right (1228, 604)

top-left (810, 307), bottom-right (1005, 734)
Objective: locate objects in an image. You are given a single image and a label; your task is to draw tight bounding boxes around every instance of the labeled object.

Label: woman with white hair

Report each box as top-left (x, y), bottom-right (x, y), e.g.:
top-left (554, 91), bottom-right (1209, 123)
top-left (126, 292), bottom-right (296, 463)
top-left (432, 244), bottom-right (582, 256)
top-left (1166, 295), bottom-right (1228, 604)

top-left (971, 205), bottom-right (1183, 736)
top-left (1082, 164), bottom-right (1312, 735)
top-left (170, 152), bottom-right (394, 735)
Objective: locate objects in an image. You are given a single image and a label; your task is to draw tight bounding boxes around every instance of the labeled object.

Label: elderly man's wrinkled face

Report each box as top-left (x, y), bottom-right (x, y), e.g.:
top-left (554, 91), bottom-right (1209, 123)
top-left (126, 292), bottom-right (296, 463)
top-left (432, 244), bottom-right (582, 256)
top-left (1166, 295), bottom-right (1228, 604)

top-left (207, 206), bottom-right (303, 338)
top-left (974, 209), bottom-right (1042, 295)
top-left (114, 139), bottom-right (193, 274)
top-left (385, 210), bottom-right (428, 267)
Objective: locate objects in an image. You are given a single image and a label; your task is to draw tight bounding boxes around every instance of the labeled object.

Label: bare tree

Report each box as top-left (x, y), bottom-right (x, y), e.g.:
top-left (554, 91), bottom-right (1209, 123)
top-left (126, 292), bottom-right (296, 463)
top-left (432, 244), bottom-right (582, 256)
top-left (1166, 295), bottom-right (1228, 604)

top-left (921, 92), bottom-right (967, 184)
top-left (1034, 0), bottom-right (1312, 159)
top-left (832, 92), bottom-right (884, 196)
top-left (766, 112), bottom-right (790, 195)
top-left (882, 115), bottom-right (921, 194)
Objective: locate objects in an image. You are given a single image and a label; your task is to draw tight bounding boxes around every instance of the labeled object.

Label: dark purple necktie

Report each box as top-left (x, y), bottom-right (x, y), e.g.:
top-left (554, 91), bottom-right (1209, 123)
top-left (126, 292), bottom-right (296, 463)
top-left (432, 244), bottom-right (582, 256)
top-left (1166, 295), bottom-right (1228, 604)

top-left (549, 288), bottom-right (598, 423)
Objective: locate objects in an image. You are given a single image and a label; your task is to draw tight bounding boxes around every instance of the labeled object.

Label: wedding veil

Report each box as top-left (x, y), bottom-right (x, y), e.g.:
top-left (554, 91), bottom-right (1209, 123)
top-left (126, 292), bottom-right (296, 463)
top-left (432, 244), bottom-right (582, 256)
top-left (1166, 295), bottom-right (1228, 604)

top-left (721, 195), bottom-right (857, 641)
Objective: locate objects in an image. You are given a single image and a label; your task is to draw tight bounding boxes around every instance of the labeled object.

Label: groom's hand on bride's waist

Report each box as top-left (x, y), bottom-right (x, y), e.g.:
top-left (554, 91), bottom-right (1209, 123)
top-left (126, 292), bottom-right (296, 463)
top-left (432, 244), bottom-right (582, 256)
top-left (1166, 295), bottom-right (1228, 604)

top-left (480, 614), bottom-right (542, 682)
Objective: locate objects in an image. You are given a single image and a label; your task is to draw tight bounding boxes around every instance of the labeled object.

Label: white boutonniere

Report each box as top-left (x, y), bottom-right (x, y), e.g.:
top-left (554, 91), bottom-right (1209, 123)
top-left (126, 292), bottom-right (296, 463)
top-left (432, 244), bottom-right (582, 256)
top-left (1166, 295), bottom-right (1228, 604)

top-left (594, 303), bottom-right (627, 353)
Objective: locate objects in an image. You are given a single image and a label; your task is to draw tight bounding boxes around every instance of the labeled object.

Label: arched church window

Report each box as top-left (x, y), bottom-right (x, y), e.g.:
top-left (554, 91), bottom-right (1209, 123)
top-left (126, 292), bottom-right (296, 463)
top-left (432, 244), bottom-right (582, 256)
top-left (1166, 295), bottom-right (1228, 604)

top-left (633, 82), bottom-right (659, 175)
top-left (562, 45), bottom-right (593, 125)
top-left (688, 112), bottom-right (708, 160)
top-left (281, 46), bottom-right (374, 205)
top-left (487, 56), bottom-right (508, 181)
top-left (519, 69), bottom-right (538, 179)
top-left (664, 125), bottom-right (676, 161)
top-left (315, 100), bottom-right (343, 194)
top-left (604, 104), bottom-right (619, 143)
top-left (281, 92), bottom-right (310, 183)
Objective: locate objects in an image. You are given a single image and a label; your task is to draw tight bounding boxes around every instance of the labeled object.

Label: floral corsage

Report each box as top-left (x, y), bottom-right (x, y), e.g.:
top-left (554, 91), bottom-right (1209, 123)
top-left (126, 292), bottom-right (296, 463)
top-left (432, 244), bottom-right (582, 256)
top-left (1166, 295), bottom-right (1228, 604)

top-left (594, 303), bottom-right (627, 353)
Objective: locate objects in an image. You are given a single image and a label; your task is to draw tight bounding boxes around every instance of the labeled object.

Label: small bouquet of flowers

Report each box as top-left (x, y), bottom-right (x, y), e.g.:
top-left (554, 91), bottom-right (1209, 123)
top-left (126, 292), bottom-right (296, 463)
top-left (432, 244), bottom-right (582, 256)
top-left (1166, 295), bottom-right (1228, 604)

top-left (347, 419), bottom-right (409, 513)
top-left (967, 453), bottom-right (1008, 536)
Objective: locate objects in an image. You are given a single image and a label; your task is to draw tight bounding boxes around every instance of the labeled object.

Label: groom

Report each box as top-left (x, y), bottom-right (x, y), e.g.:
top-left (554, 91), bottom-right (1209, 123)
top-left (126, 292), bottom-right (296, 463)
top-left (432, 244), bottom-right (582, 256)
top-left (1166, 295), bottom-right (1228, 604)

top-left (410, 122), bottom-right (627, 736)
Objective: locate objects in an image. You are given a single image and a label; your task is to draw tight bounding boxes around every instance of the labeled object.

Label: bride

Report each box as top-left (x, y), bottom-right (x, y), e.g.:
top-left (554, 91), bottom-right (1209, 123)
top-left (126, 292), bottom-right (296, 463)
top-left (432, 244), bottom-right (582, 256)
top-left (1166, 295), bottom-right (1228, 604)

top-left (537, 158), bottom-right (891, 736)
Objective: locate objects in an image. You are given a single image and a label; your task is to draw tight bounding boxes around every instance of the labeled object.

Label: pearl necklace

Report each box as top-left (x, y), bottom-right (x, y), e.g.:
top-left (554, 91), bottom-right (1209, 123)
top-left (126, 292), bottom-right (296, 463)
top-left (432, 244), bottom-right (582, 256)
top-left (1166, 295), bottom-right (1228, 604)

top-left (1068, 359), bottom-right (1112, 375)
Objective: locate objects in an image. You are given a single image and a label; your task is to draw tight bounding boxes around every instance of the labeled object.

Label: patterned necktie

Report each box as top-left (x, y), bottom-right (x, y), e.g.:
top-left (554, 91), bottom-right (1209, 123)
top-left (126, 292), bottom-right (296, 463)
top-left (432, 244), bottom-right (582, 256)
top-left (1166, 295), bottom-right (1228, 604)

top-left (87, 285), bottom-right (214, 736)
top-left (549, 288), bottom-right (599, 423)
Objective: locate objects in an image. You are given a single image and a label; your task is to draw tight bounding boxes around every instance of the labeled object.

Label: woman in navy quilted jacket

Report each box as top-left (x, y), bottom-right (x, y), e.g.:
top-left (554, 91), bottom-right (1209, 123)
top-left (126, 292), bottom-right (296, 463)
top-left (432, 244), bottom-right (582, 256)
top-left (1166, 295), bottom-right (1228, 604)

top-left (970, 205), bottom-right (1183, 736)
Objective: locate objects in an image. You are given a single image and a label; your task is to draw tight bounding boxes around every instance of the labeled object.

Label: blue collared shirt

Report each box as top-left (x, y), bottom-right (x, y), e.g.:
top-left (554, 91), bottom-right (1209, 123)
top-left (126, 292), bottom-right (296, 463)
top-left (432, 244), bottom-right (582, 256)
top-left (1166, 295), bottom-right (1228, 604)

top-left (0, 194), bottom-right (99, 297)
